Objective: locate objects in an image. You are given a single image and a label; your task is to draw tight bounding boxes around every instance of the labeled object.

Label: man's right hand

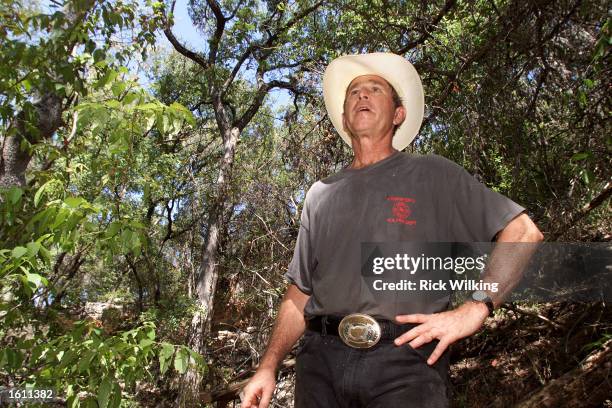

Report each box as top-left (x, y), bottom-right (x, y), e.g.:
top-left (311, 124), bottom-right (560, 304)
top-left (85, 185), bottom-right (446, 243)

top-left (241, 285), bottom-right (308, 407)
top-left (240, 367), bottom-right (276, 408)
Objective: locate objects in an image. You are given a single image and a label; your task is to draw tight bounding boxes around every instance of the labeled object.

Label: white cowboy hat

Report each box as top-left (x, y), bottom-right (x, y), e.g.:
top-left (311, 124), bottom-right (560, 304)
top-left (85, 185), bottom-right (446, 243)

top-left (322, 52), bottom-right (424, 151)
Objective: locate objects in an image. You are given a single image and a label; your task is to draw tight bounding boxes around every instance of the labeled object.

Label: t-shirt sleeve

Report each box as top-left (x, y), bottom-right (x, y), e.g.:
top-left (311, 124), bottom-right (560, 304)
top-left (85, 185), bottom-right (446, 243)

top-left (284, 193), bottom-right (315, 295)
top-left (448, 160), bottom-right (526, 242)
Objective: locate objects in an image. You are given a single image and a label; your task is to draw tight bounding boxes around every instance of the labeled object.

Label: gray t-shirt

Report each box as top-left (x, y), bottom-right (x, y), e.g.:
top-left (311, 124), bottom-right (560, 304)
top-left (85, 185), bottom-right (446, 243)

top-left (285, 151), bottom-right (525, 320)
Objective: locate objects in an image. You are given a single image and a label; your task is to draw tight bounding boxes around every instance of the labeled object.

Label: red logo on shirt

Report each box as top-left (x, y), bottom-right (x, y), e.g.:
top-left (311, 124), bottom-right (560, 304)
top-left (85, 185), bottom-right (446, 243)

top-left (386, 196), bottom-right (416, 225)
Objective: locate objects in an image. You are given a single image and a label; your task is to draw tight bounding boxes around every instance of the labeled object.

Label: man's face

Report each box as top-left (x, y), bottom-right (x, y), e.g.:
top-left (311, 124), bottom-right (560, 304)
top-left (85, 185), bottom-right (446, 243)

top-left (342, 74), bottom-right (405, 140)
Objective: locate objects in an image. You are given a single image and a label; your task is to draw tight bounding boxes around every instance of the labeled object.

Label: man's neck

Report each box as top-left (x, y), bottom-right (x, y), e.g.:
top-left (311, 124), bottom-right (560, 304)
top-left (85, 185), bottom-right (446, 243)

top-left (349, 136), bottom-right (397, 169)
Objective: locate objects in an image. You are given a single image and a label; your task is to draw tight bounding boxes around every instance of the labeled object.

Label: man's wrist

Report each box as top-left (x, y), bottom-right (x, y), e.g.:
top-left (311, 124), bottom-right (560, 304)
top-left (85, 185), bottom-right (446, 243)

top-left (470, 290), bottom-right (495, 317)
top-left (255, 365), bottom-right (277, 376)
top-left (257, 351), bottom-right (286, 373)
top-left (464, 299), bottom-right (491, 319)
top-left (257, 359), bottom-right (280, 373)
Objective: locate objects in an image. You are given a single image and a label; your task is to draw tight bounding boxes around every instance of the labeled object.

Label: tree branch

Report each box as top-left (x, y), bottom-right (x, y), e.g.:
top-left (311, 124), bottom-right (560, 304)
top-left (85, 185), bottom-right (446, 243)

top-left (549, 180), bottom-right (612, 240)
top-left (163, 1), bottom-right (210, 69)
top-left (222, 44), bottom-right (256, 91)
top-left (541, 0), bottom-right (583, 44)
top-left (222, 0), bottom-right (325, 94)
top-left (235, 79), bottom-right (300, 131)
top-left (205, 0), bottom-right (227, 64)
top-left (396, 0), bottom-right (457, 54)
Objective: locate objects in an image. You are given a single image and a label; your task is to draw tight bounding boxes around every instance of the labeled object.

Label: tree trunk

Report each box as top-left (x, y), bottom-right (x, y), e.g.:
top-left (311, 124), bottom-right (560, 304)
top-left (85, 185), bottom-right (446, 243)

top-left (0, 93), bottom-right (63, 189)
top-left (178, 126), bottom-right (240, 407)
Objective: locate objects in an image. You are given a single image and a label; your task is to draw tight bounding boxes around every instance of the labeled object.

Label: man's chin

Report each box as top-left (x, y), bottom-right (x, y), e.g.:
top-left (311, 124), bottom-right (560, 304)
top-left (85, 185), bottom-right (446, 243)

top-left (348, 130), bottom-right (389, 142)
top-left (347, 122), bottom-right (379, 135)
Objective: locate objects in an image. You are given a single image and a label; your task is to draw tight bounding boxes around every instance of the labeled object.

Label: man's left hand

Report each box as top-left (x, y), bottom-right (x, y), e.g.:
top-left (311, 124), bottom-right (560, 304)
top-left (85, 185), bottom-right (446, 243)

top-left (394, 301), bottom-right (490, 365)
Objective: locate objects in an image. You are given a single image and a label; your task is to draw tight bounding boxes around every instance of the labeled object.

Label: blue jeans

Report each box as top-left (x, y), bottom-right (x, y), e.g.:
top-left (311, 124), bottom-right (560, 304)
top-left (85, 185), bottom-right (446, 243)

top-left (295, 329), bottom-right (450, 407)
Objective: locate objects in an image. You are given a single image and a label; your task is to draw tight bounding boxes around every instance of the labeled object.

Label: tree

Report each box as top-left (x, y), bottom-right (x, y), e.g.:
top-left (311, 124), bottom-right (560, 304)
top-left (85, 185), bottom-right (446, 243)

top-left (156, 0), bottom-right (333, 403)
top-left (0, 2), bottom-right (206, 406)
top-left (0, 0), bottom-right (160, 188)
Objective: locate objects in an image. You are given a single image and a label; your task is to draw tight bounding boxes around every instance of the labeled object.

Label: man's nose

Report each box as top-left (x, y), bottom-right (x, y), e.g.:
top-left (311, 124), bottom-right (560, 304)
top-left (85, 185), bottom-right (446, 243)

top-left (358, 89), bottom-right (370, 99)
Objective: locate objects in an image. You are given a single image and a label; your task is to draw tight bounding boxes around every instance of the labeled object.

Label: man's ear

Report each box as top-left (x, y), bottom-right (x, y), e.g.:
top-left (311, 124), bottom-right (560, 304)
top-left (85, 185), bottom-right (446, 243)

top-left (393, 106), bottom-right (406, 126)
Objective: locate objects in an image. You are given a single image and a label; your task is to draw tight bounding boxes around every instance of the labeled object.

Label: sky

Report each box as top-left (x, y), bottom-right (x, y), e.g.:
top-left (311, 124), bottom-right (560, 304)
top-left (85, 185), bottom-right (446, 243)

top-left (156, 0), bottom-right (292, 110)
top-left (38, 0), bottom-right (292, 115)
top-left (159, 0), bottom-right (203, 52)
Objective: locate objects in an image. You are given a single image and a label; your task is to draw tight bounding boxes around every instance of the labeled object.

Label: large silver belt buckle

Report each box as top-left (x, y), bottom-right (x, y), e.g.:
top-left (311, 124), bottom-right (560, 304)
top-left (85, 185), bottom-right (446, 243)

top-left (338, 313), bottom-right (381, 349)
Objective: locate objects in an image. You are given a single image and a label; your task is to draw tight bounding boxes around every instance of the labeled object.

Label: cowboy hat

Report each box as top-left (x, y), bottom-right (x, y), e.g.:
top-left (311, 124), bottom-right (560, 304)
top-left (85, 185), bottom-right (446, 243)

top-left (322, 52), bottom-right (424, 151)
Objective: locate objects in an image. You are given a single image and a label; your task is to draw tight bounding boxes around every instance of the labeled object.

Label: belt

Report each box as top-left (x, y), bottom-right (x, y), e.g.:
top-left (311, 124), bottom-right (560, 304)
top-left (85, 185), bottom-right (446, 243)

top-left (306, 314), bottom-right (418, 349)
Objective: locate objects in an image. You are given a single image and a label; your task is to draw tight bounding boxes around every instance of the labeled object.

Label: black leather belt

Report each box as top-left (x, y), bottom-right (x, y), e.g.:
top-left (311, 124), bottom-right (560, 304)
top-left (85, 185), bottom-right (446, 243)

top-left (306, 314), bottom-right (418, 348)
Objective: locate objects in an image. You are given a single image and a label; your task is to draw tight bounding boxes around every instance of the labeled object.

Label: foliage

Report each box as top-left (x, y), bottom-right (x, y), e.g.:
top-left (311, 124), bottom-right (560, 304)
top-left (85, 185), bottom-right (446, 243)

top-left (0, 77), bottom-right (204, 403)
top-left (0, 1), bottom-right (204, 405)
top-left (0, 0), bottom-right (161, 132)
top-left (1, 319), bottom-right (203, 408)
top-left (0, 0), bottom-right (610, 406)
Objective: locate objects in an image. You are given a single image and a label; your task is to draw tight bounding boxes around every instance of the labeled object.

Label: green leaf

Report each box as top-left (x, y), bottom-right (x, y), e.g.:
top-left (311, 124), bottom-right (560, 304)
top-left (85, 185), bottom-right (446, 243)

top-left (105, 221), bottom-right (121, 238)
top-left (97, 377), bottom-right (112, 408)
top-left (169, 102), bottom-right (195, 126)
top-left (67, 395), bottom-right (80, 408)
top-left (6, 187), bottom-right (23, 204)
top-left (188, 348), bottom-right (205, 367)
top-left (106, 100), bottom-right (121, 109)
top-left (78, 350), bottom-right (96, 373)
top-left (94, 69), bottom-right (118, 89)
top-left (25, 272), bottom-right (47, 288)
top-left (65, 196), bottom-right (85, 208)
top-left (12, 246), bottom-right (28, 258)
top-left (144, 325), bottom-right (155, 340)
top-left (581, 169), bottom-right (594, 185)
top-left (39, 245), bottom-right (52, 263)
top-left (110, 381), bottom-right (122, 408)
top-left (139, 338), bottom-right (154, 348)
top-left (143, 183), bottom-right (150, 204)
top-left (26, 241), bottom-right (41, 257)
top-left (159, 343), bottom-right (174, 375)
top-left (571, 152), bottom-right (590, 161)
top-left (6, 349), bottom-right (23, 369)
top-left (93, 48), bottom-right (106, 63)
top-left (144, 113), bottom-right (156, 130)
top-left (34, 180), bottom-right (52, 207)
top-left (122, 91), bottom-right (139, 106)
top-left (174, 347), bottom-right (188, 374)
top-left (111, 81), bottom-right (127, 97)
top-left (59, 349), bottom-right (76, 368)
top-left (172, 117), bottom-right (183, 134)
top-left (121, 229), bottom-right (133, 250)
top-left (158, 114), bottom-right (170, 134)
top-left (51, 208), bottom-right (69, 229)
top-left (135, 102), bottom-right (161, 111)
top-left (26, 273), bottom-right (44, 287)
top-left (109, 140), bottom-right (128, 154)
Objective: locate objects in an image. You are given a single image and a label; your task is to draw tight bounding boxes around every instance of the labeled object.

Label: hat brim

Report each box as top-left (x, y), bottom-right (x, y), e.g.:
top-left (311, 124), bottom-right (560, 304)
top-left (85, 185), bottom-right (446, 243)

top-left (323, 53), bottom-right (424, 151)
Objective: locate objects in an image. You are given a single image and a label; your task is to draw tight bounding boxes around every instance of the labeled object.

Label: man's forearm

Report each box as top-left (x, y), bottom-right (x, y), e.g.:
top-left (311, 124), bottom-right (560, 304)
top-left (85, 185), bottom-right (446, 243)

top-left (258, 284), bottom-right (310, 372)
top-left (484, 213), bottom-right (544, 307)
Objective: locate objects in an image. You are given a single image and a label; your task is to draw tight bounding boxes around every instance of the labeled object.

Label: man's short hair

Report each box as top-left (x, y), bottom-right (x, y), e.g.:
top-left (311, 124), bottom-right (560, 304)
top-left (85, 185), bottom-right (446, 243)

top-left (390, 86), bottom-right (403, 111)
top-left (343, 78), bottom-right (404, 134)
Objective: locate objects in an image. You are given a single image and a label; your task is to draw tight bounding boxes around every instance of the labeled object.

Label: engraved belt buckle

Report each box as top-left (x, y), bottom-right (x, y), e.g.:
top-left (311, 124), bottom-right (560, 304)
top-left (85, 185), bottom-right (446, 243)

top-left (338, 313), bottom-right (382, 349)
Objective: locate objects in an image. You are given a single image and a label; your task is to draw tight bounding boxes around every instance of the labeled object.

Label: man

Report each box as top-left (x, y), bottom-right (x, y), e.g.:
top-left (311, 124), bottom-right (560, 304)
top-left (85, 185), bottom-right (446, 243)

top-left (241, 53), bottom-right (543, 407)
